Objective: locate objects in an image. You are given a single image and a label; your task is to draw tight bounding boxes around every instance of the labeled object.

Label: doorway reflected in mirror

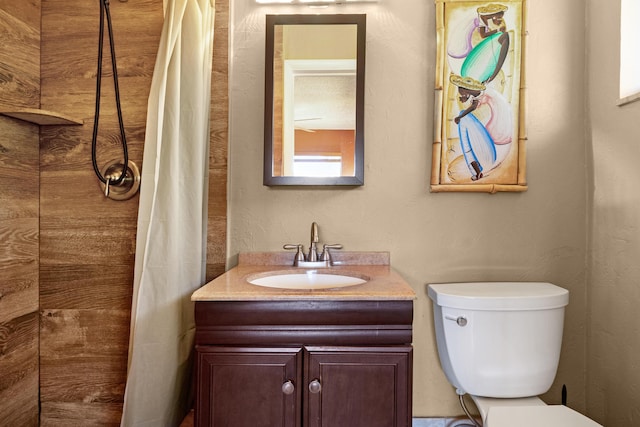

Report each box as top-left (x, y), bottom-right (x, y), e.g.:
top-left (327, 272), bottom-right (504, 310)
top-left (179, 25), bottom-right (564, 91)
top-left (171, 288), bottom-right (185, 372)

top-left (264, 14), bottom-right (366, 186)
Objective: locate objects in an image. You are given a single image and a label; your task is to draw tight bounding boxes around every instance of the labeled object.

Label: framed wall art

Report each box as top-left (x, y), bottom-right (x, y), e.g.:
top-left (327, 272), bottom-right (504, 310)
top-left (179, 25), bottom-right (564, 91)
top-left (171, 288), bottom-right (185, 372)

top-left (431, 0), bottom-right (528, 193)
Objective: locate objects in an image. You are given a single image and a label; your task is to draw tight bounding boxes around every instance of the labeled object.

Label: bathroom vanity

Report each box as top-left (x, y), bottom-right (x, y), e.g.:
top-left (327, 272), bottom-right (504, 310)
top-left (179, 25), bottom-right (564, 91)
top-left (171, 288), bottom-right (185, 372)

top-left (191, 252), bottom-right (416, 427)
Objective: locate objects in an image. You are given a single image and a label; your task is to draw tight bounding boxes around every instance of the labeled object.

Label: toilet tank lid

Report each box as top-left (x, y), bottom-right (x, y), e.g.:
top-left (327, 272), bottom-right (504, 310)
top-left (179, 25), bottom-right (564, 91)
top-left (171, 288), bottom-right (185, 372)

top-left (427, 282), bottom-right (569, 311)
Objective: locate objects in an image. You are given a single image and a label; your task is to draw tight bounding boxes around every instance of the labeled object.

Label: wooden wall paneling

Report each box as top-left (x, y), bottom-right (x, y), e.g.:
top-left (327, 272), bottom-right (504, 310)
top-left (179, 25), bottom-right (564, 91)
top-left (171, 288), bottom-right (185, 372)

top-left (207, 0), bottom-right (229, 281)
top-left (39, 309), bottom-right (130, 402)
top-left (39, 0), bottom-right (163, 424)
top-left (39, 173), bottom-right (138, 267)
top-left (0, 113), bottom-right (40, 427)
top-left (0, 1), bottom-right (40, 425)
top-left (40, 402), bottom-right (125, 427)
top-left (39, 307), bottom-right (131, 425)
top-left (39, 264), bottom-right (133, 310)
top-left (0, 118), bottom-right (39, 219)
top-left (206, 166), bottom-right (228, 280)
top-left (0, 312), bottom-right (39, 426)
top-left (0, 0), bottom-right (40, 28)
top-left (0, 1), bottom-right (40, 110)
top-left (0, 217), bottom-right (39, 321)
top-left (0, 257), bottom-right (39, 324)
top-left (39, 125), bottom-right (145, 174)
top-left (38, 0), bottom-right (229, 423)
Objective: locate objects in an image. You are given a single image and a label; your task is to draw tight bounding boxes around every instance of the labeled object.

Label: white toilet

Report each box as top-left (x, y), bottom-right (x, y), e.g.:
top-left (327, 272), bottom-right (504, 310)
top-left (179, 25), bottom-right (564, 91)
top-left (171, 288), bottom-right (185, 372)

top-left (427, 282), bottom-right (601, 427)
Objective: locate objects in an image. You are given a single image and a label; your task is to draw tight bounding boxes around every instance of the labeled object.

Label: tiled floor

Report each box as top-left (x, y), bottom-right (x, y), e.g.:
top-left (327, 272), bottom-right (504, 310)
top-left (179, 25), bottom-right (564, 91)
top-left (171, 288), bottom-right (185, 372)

top-left (413, 418), bottom-right (478, 427)
top-left (180, 412), bottom-right (476, 427)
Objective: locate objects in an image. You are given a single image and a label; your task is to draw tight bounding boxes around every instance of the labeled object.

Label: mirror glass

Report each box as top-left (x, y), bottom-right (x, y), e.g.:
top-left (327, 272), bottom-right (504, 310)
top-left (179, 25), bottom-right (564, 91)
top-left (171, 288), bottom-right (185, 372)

top-left (264, 14), bottom-right (366, 186)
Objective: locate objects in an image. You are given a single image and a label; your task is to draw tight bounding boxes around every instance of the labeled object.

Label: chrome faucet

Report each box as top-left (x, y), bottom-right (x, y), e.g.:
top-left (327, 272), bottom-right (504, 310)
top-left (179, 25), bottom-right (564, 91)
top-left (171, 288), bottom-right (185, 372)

top-left (284, 222), bottom-right (342, 267)
top-left (308, 222), bottom-right (319, 262)
top-left (283, 243), bottom-right (305, 265)
top-left (320, 243), bottom-right (343, 262)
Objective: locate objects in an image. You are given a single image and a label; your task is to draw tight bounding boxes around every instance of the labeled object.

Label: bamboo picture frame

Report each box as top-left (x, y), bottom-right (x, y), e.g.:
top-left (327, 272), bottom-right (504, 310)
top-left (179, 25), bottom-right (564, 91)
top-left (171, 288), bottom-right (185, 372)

top-left (431, 0), bottom-right (528, 193)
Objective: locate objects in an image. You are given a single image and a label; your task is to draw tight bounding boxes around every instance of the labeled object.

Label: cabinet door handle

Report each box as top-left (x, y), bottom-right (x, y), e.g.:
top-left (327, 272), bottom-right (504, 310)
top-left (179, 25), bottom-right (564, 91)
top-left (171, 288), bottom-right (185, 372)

top-left (282, 380), bottom-right (295, 395)
top-left (308, 379), bottom-right (322, 394)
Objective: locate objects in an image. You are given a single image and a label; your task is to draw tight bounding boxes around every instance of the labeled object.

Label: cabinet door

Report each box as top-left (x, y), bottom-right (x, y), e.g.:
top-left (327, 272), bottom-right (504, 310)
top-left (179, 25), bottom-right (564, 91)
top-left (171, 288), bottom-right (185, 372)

top-left (304, 346), bottom-right (412, 427)
top-left (196, 346), bottom-right (302, 427)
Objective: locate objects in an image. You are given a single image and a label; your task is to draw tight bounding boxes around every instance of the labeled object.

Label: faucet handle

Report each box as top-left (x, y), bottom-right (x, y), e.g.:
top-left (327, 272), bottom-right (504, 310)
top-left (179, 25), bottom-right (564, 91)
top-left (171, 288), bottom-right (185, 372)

top-left (320, 244), bottom-right (342, 262)
top-left (284, 244), bottom-right (305, 265)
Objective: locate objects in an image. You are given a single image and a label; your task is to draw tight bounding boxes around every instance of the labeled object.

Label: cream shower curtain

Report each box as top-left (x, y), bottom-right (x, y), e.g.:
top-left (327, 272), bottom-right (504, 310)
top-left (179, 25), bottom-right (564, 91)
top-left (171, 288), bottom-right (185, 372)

top-left (121, 0), bottom-right (214, 425)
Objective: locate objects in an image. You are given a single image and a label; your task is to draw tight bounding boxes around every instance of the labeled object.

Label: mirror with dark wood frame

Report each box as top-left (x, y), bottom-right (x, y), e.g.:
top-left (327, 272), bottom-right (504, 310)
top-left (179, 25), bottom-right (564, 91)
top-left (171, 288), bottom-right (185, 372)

top-left (264, 14), bottom-right (366, 186)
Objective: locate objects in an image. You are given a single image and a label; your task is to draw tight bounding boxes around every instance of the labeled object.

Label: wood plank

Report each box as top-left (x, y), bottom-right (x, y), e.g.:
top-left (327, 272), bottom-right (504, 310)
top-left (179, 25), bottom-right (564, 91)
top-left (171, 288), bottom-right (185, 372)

top-left (0, 312), bottom-right (39, 426)
top-left (39, 170), bottom-right (141, 219)
top-left (210, 2), bottom-right (229, 172)
top-left (40, 309), bottom-right (130, 403)
top-left (0, 0), bottom-right (41, 29)
top-left (0, 2), bottom-right (40, 425)
top-left (40, 355), bottom-right (127, 403)
top-left (0, 372), bottom-right (39, 427)
top-left (206, 218), bottom-right (227, 267)
top-left (208, 164), bottom-right (228, 218)
top-left (207, 0), bottom-right (229, 278)
top-left (0, 173), bottom-right (39, 219)
top-left (40, 264), bottom-right (133, 310)
top-left (0, 218), bottom-right (39, 266)
top-left (0, 262), bottom-right (38, 324)
top-left (39, 223), bottom-right (136, 267)
top-left (41, 0), bottom-right (162, 80)
top-left (39, 171), bottom-right (138, 267)
top-left (0, 312), bottom-right (39, 390)
top-left (0, 117), bottom-right (39, 220)
top-left (41, 402), bottom-right (123, 427)
top-left (0, 8), bottom-right (40, 109)
top-left (40, 309), bottom-right (130, 357)
top-left (205, 262), bottom-right (226, 283)
top-left (40, 75), bottom-right (156, 122)
top-left (41, 36), bottom-right (160, 80)
top-left (0, 117), bottom-right (39, 170)
top-left (39, 126), bottom-right (145, 172)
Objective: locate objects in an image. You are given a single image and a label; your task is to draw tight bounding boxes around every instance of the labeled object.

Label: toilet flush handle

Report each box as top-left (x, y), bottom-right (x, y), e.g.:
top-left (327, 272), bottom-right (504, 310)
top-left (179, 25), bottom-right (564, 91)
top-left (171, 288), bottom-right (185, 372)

top-left (445, 314), bottom-right (468, 327)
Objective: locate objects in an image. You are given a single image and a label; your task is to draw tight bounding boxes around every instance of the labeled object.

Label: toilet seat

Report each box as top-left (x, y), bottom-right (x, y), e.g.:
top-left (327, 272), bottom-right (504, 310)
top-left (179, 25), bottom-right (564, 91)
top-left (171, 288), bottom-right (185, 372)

top-left (486, 405), bottom-right (602, 427)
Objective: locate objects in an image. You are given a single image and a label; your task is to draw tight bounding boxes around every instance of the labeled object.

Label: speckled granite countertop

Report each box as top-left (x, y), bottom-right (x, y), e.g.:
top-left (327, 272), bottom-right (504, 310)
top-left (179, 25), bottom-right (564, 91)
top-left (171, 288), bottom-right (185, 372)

top-left (191, 252), bottom-right (416, 301)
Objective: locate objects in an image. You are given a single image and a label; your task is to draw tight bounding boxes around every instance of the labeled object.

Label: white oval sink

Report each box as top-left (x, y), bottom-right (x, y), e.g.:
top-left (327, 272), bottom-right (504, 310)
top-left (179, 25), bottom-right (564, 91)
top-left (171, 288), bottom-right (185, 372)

top-left (248, 271), bottom-right (368, 290)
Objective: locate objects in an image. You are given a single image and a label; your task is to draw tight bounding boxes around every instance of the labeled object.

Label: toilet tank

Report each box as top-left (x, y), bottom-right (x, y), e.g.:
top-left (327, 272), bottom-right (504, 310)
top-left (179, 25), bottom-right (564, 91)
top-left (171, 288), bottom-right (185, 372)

top-left (427, 282), bottom-right (569, 398)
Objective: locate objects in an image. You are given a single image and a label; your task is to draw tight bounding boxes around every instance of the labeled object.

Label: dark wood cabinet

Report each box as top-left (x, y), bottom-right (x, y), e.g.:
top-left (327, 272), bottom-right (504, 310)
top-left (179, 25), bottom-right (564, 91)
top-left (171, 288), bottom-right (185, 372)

top-left (196, 347), bottom-right (302, 427)
top-left (194, 300), bottom-right (413, 427)
top-left (304, 346), bottom-right (412, 427)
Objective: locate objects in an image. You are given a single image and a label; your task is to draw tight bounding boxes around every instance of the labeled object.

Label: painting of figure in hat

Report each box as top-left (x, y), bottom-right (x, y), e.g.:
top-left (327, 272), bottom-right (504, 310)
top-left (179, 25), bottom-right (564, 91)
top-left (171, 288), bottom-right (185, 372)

top-left (432, 0), bottom-right (527, 193)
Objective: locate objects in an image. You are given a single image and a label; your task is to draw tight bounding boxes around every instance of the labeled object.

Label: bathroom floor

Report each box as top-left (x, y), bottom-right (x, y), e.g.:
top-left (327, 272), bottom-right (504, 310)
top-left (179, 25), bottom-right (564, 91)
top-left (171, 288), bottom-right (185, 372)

top-left (180, 412), bottom-right (471, 427)
top-left (180, 410), bottom-right (194, 427)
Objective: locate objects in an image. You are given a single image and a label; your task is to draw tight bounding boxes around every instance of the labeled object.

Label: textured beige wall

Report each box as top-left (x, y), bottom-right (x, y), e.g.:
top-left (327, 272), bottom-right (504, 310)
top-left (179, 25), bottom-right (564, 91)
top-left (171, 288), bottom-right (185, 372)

top-left (229, 0), bottom-right (588, 417)
top-left (586, 1), bottom-right (640, 426)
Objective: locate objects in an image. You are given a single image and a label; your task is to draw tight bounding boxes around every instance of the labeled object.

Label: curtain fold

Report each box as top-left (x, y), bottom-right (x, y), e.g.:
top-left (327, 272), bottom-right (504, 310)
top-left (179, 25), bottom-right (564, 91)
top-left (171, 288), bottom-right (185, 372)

top-left (121, 1), bottom-right (214, 425)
